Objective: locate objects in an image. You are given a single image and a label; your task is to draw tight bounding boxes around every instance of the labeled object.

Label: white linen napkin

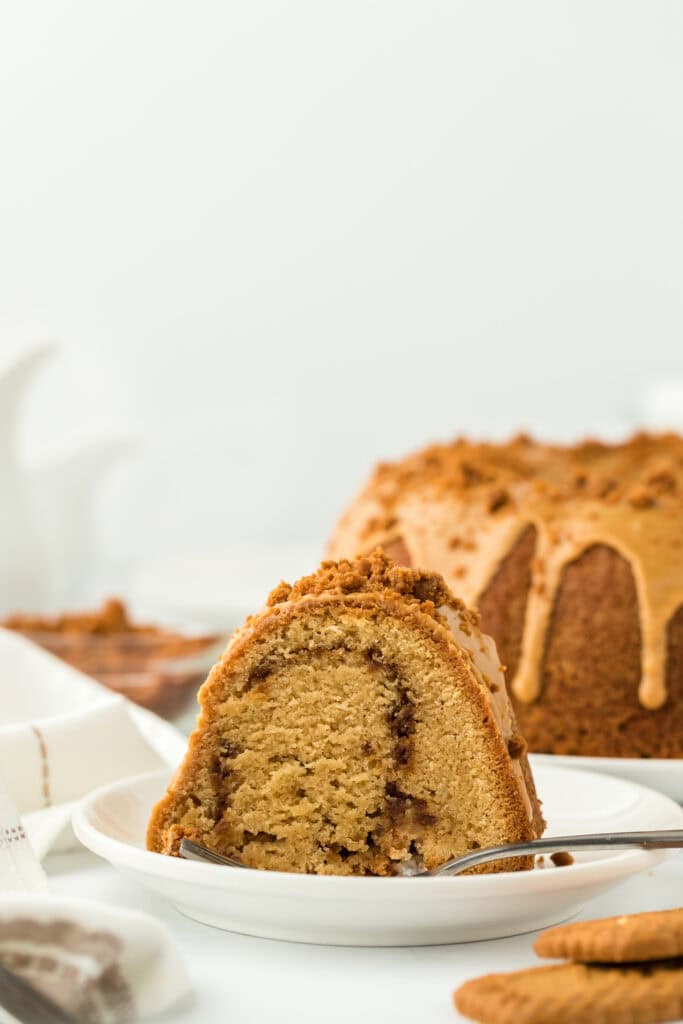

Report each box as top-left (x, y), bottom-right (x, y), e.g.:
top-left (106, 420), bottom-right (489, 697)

top-left (0, 628), bottom-right (185, 858)
top-left (0, 779), bottom-right (47, 893)
top-left (0, 630), bottom-right (193, 1020)
top-left (0, 894), bottom-right (191, 1022)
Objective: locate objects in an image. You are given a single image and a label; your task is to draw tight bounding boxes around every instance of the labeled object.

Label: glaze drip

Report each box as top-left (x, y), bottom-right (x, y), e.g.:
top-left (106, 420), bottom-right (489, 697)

top-left (328, 433), bottom-right (683, 712)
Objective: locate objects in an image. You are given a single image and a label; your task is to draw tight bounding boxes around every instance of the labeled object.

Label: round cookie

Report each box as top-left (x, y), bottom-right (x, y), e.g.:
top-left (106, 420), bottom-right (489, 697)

top-left (534, 908), bottom-right (683, 964)
top-left (454, 960), bottom-right (683, 1024)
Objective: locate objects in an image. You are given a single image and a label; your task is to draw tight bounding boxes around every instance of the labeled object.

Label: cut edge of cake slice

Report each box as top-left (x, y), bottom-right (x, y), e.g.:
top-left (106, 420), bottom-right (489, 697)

top-left (147, 550), bottom-right (545, 875)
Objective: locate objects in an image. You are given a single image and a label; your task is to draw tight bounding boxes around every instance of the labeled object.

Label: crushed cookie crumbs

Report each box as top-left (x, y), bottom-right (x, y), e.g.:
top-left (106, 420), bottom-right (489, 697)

top-left (266, 550), bottom-right (473, 629)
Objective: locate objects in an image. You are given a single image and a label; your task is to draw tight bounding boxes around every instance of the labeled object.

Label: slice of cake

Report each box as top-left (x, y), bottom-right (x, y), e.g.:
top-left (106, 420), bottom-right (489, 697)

top-left (147, 551), bottom-right (544, 875)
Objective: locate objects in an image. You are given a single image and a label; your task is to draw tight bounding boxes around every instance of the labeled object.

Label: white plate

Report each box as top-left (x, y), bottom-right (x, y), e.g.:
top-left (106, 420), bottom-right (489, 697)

top-left (530, 753), bottom-right (683, 805)
top-left (73, 764), bottom-right (683, 947)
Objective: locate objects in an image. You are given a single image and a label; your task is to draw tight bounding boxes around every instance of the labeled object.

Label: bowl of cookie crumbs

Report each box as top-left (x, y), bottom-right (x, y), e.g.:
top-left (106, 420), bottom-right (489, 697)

top-left (2, 598), bottom-right (226, 720)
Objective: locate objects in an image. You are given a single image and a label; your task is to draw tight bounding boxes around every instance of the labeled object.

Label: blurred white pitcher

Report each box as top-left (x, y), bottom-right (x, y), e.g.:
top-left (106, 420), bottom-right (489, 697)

top-left (0, 345), bottom-right (131, 614)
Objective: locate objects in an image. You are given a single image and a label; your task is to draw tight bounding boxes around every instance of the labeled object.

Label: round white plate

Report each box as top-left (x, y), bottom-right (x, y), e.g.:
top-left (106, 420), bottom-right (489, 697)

top-left (530, 753), bottom-right (683, 805)
top-left (73, 764), bottom-right (683, 947)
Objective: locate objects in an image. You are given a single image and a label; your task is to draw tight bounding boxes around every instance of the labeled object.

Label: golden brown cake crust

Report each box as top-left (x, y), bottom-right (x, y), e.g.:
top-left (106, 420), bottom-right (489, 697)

top-left (328, 434), bottom-right (683, 759)
top-left (535, 909), bottom-right (683, 964)
top-left (147, 552), bottom-right (544, 875)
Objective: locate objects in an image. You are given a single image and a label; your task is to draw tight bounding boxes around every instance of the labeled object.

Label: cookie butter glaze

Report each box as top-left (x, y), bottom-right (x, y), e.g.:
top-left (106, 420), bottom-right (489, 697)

top-left (327, 434), bottom-right (683, 712)
top-left (439, 603), bottom-right (534, 824)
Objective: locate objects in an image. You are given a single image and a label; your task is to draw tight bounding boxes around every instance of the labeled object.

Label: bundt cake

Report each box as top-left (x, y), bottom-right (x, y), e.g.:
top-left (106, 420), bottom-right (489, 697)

top-left (147, 552), bottom-right (544, 875)
top-left (327, 434), bottom-right (683, 759)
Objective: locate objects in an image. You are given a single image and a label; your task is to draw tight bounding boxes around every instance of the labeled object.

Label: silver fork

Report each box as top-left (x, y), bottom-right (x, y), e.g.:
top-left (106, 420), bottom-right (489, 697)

top-left (423, 830), bottom-right (683, 876)
top-left (179, 839), bottom-right (245, 869)
top-left (179, 830), bottom-right (683, 876)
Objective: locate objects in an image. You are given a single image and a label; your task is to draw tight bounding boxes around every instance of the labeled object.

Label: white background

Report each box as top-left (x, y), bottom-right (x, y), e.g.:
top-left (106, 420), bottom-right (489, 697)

top-left (2, 1), bottom-right (683, 597)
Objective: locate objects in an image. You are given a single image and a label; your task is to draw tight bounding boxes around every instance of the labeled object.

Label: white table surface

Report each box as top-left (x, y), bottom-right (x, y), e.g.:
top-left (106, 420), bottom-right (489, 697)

top-left (46, 849), bottom-right (683, 1024)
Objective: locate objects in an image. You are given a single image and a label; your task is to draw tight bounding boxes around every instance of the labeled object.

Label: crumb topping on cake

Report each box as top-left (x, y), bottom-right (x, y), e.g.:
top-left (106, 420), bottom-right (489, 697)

top-left (365, 432), bottom-right (683, 522)
top-left (266, 549), bottom-right (475, 627)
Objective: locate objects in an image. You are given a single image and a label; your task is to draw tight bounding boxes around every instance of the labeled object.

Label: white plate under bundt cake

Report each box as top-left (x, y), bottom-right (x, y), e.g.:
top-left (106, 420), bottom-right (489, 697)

top-left (147, 552), bottom-right (544, 875)
top-left (327, 433), bottom-right (683, 760)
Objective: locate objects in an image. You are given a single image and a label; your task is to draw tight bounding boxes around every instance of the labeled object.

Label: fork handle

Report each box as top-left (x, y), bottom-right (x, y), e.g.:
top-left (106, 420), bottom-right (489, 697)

top-left (430, 829), bottom-right (683, 876)
top-left (179, 838), bottom-right (245, 868)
